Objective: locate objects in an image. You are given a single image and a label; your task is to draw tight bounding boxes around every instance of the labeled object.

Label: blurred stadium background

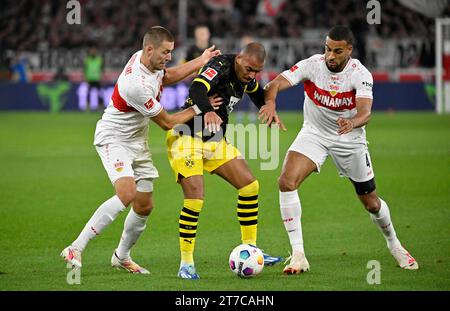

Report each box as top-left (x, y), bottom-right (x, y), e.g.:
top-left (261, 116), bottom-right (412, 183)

top-left (0, 0), bottom-right (449, 292)
top-left (1, 0), bottom-right (449, 112)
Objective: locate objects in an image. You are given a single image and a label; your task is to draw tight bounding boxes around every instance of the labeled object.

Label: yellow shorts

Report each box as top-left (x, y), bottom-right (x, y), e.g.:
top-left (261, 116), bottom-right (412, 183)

top-left (166, 129), bottom-right (241, 182)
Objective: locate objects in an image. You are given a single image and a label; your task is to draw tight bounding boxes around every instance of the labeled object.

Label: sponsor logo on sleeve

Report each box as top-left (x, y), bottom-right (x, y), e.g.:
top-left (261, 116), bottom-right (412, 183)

top-left (362, 81), bottom-right (373, 88)
top-left (201, 67), bottom-right (218, 80)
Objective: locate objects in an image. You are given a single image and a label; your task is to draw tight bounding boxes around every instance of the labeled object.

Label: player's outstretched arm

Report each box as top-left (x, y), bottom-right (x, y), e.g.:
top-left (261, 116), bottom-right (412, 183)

top-left (336, 97), bottom-right (372, 135)
top-left (259, 74), bottom-right (292, 130)
top-left (263, 74), bottom-right (293, 106)
top-left (163, 46), bottom-right (221, 86)
top-left (150, 94), bottom-right (223, 131)
top-left (151, 108), bottom-right (196, 131)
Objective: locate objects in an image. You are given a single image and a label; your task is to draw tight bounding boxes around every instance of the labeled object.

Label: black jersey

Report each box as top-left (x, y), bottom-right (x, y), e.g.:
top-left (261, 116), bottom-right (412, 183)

top-left (181, 54), bottom-right (264, 141)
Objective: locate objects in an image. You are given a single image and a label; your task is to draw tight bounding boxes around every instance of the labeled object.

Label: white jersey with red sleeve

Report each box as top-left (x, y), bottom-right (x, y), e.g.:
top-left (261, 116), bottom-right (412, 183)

top-left (281, 54), bottom-right (373, 141)
top-left (94, 50), bottom-right (164, 145)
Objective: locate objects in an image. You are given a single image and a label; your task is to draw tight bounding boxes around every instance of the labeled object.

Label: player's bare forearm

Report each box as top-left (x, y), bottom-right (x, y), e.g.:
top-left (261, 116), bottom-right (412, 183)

top-left (169, 108), bottom-right (197, 128)
top-left (351, 109), bottom-right (371, 128)
top-left (263, 74), bottom-right (292, 106)
top-left (163, 46), bottom-right (220, 86)
top-left (337, 97), bottom-right (372, 135)
top-left (163, 62), bottom-right (202, 86)
top-left (151, 93), bottom-right (222, 130)
top-left (351, 97), bottom-right (372, 127)
top-left (151, 108), bottom-right (196, 131)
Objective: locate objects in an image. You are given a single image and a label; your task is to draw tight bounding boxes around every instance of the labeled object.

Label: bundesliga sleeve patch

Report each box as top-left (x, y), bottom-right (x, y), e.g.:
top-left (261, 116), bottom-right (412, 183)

top-left (290, 65), bottom-right (299, 72)
top-left (144, 98), bottom-right (155, 110)
top-left (201, 67), bottom-right (218, 81)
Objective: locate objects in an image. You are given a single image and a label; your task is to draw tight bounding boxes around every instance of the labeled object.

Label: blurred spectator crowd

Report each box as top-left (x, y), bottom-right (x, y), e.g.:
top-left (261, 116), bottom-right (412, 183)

top-left (0, 0), bottom-right (443, 50)
top-left (0, 0), bottom-right (447, 81)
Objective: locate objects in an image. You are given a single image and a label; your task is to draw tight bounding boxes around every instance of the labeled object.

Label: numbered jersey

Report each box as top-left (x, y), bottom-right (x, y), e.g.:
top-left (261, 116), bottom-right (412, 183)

top-left (94, 50), bottom-right (164, 145)
top-left (282, 54), bottom-right (373, 141)
top-left (182, 54), bottom-right (264, 141)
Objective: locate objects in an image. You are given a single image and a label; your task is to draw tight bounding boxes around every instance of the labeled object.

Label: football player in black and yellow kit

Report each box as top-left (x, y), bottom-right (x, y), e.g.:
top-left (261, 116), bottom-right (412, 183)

top-left (166, 42), bottom-right (286, 279)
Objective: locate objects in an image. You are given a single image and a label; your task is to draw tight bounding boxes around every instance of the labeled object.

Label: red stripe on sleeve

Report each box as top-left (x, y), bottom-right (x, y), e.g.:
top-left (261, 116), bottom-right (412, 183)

top-left (111, 84), bottom-right (137, 112)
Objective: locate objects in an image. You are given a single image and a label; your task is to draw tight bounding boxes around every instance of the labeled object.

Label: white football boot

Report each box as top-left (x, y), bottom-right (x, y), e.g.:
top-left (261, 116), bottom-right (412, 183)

top-left (111, 250), bottom-right (150, 274)
top-left (60, 246), bottom-right (82, 269)
top-left (283, 250), bottom-right (310, 275)
top-left (389, 245), bottom-right (419, 270)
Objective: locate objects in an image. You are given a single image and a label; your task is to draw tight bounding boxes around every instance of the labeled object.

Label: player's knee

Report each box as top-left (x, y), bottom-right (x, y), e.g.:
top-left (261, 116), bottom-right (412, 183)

top-left (278, 175), bottom-right (299, 192)
top-left (364, 196), bottom-right (381, 213)
top-left (114, 177), bottom-right (137, 206)
top-left (184, 184), bottom-right (204, 199)
top-left (134, 200), bottom-right (153, 216)
top-left (358, 192), bottom-right (381, 213)
top-left (115, 187), bottom-right (136, 207)
top-left (117, 192), bottom-right (136, 207)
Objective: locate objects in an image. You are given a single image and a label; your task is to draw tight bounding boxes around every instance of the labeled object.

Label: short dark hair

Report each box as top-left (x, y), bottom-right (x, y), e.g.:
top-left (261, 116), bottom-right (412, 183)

top-left (241, 42), bottom-right (266, 63)
top-left (327, 26), bottom-right (354, 45)
top-left (143, 26), bottom-right (174, 48)
top-left (194, 24), bottom-right (209, 31)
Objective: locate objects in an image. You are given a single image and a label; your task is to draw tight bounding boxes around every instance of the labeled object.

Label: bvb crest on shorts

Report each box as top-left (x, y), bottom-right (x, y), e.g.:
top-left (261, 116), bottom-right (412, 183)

top-left (184, 155), bottom-right (195, 168)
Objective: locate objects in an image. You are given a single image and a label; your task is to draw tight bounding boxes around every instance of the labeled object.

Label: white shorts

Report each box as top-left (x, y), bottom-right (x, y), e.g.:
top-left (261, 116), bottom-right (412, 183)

top-left (96, 142), bottom-right (159, 192)
top-left (288, 128), bottom-right (375, 182)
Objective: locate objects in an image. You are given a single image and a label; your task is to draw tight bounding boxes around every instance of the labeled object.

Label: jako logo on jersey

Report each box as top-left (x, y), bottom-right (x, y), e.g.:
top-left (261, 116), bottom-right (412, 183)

top-left (290, 65), bottom-right (299, 72)
top-left (144, 98), bottom-right (155, 110)
top-left (202, 67), bottom-right (218, 80)
top-left (362, 81), bottom-right (373, 88)
top-left (114, 161), bottom-right (124, 172)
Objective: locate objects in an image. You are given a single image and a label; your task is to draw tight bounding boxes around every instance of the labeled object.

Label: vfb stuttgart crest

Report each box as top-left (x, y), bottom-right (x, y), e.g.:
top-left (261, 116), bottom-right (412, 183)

top-left (184, 155), bottom-right (195, 168)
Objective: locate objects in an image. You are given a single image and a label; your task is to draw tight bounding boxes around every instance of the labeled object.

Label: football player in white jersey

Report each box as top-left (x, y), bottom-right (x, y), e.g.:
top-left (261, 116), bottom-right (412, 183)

top-left (61, 26), bottom-right (221, 274)
top-left (262, 26), bottom-right (418, 274)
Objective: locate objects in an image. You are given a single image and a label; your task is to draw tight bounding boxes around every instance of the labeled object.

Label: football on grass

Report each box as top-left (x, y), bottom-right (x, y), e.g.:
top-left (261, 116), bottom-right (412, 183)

top-left (229, 244), bottom-right (264, 278)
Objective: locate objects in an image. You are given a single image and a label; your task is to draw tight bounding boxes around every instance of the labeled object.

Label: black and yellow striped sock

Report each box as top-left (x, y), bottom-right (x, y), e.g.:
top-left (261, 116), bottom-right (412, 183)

top-left (237, 180), bottom-right (259, 245)
top-left (179, 199), bottom-right (203, 264)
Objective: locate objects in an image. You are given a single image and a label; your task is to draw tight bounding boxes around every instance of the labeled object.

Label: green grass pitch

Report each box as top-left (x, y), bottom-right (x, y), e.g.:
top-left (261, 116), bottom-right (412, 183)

top-left (0, 111), bottom-right (449, 291)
